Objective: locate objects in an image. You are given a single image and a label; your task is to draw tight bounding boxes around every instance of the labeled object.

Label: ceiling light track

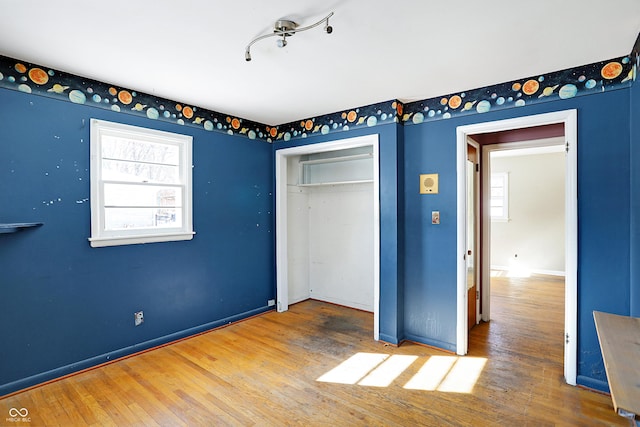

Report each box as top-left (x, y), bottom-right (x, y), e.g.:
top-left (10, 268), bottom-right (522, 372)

top-left (245, 12), bottom-right (334, 62)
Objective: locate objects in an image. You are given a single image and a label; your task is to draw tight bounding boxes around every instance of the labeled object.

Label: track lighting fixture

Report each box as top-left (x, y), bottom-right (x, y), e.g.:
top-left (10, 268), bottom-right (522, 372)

top-left (245, 12), bottom-right (334, 62)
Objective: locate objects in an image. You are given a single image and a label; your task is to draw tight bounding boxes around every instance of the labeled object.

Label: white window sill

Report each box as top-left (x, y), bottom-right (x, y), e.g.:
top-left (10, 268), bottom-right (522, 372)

top-left (89, 231), bottom-right (195, 248)
top-left (491, 218), bottom-right (510, 223)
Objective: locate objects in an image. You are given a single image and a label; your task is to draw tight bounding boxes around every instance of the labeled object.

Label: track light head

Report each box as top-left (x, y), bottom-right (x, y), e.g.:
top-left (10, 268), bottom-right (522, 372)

top-left (245, 12), bottom-right (334, 62)
top-left (325, 15), bottom-right (332, 34)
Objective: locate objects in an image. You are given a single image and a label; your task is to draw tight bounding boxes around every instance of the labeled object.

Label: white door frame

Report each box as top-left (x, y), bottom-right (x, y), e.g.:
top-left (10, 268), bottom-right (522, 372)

top-left (456, 109), bottom-right (578, 386)
top-left (466, 137), bottom-right (481, 327)
top-left (275, 134), bottom-right (381, 340)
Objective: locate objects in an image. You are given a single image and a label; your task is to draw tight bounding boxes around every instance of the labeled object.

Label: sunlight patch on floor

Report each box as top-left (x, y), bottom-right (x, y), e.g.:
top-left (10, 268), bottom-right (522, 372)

top-left (403, 355), bottom-right (455, 390)
top-left (491, 264), bottom-right (532, 278)
top-left (358, 355), bottom-right (418, 387)
top-left (404, 356), bottom-right (487, 393)
top-left (316, 352), bottom-right (389, 385)
top-left (317, 353), bottom-right (487, 393)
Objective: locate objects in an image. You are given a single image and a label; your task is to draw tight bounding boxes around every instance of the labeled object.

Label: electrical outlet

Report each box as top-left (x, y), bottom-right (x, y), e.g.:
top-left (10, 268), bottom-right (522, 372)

top-left (134, 311), bottom-right (144, 326)
top-left (268, 299), bottom-right (276, 307)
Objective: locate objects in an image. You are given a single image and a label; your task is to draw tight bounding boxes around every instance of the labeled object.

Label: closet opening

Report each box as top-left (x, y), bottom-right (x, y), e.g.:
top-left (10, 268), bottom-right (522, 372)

top-left (275, 134), bottom-right (381, 339)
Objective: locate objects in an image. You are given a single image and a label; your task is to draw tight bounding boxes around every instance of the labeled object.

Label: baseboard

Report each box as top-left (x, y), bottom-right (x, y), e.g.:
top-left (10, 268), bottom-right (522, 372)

top-left (378, 333), bottom-right (400, 345)
top-left (576, 375), bottom-right (610, 394)
top-left (309, 294), bottom-right (373, 312)
top-left (0, 305), bottom-right (274, 398)
top-left (403, 333), bottom-right (457, 353)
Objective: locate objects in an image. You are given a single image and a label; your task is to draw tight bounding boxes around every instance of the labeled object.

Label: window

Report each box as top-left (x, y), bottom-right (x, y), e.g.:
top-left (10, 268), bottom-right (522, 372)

top-left (490, 172), bottom-right (509, 221)
top-left (89, 119), bottom-right (194, 247)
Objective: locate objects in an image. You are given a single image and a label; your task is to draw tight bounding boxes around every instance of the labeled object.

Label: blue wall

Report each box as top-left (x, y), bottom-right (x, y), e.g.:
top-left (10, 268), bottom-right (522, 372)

top-left (403, 120), bottom-right (459, 351)
top-left (0, 88), bottom-right (275, 395)
top-left (630, 63), bottom-right (640, 318)
top-left (404, 91), bottom-right (631, 389)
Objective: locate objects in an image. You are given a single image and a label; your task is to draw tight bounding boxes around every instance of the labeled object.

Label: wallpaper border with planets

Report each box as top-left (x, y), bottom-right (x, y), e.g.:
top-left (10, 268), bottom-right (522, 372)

top-left (276, 49), bottom-right (638, 139)
top-left (399, 54), bottom-right (636, 127)
top-left (1, 33), bottom-right (639, 143)
top-left (0, 55), bottom-right (276, 142)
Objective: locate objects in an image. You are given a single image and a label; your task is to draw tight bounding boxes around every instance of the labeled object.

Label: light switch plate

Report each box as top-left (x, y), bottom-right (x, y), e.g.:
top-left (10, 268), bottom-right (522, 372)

top-left (432, 211), bottom-right (440, 224)
top-left (420, 173), bottom-right (439, 194)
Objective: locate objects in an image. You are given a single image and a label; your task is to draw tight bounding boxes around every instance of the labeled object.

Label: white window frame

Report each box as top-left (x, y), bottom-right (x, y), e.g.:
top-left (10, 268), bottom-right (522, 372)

top-left (490, 172), bottom-right (509, 222)
top-left (89, 119), bottom-right (194, 247)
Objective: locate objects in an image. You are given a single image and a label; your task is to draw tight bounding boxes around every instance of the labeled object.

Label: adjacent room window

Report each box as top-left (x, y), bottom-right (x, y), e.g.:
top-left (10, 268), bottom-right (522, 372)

top-left (490, 172), bottom-right (509, 221)
top-left (89, 119), bottom-right (194, 247)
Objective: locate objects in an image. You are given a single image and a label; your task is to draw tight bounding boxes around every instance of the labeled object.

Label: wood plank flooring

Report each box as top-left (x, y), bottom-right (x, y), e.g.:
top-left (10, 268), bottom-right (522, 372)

top-left (1, 274), bottom-right (625, 426)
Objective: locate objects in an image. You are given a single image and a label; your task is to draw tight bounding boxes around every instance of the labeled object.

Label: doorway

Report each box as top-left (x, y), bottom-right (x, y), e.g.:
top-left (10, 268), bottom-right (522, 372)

top-left (275, 134), bottom-right (381, 340)
top-left (456, 110), bottom-right (578, 385)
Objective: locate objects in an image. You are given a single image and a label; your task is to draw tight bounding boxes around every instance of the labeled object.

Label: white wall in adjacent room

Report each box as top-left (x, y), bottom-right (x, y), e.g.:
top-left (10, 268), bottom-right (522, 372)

top-left (490, 150), bottom-right (565, 275)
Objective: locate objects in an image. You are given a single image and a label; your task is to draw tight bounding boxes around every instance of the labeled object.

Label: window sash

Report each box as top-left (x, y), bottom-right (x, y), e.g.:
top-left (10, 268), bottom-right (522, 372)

top-left (89, 119), bottom-right (193, 247)
top-left (490, 172), bottom-right (509, 221)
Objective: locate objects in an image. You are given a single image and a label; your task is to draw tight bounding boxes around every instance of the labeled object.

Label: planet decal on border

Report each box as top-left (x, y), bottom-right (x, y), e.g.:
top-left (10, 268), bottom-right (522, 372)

top-left (448, 95), bottom-right (462, 109)
top-left (558, 84), bottom-right (578, 99)
top-left (476, 100), bottom-right (491, 113)
top-left (118, 90), bottom-right (133, 105)
top-left (304, 120), bottom-right (313, 131)
top-left (522, 79), bottom-right (539, 95)
top-left (28, 68), bottom-right (49, 85)
top-left (146, 108), bottom-right (159, 120)
top-left (68, 89), bottom-right (86, 104)
top-left (601, 62), bottom-right (622, 80)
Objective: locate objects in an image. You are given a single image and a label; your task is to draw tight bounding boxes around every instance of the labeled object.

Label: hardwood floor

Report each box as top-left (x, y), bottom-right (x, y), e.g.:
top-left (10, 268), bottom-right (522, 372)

top-left (1, 275), bottom-right (624, 426)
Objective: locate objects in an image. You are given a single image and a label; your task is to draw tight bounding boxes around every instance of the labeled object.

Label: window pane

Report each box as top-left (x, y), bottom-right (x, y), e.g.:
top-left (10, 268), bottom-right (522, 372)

top-left (491, 172), bottom-right (508, 220)
top-left (104, 183), bottom-right (182, 207)
top-left (102, 159), bottom-right (179, 184)
top-left (104, 208), bottom-right (182, 230)
top-left (102, 135), bottom-right (180, 165)
top-left (491, 207), bottom-right (503, 217)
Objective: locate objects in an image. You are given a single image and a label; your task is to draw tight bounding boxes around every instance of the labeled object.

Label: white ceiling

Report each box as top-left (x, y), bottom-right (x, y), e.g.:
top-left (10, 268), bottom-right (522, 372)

top-left (1, 1), bottom-right (639, 126)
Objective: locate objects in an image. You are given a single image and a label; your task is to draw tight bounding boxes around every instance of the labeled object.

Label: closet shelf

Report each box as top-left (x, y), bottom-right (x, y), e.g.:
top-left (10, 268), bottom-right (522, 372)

top-left (0, 222), bottom-right (43, 234)
top-left (297, 179), bottom-right (374, 187)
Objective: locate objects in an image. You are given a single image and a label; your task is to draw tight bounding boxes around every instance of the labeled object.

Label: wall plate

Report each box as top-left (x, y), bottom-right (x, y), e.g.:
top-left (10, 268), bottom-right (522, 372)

top-left (134, 311), bottom-right (144, 326)
top-left (420, 173), bottom-right (439, 194)
top-left (432, 211), bottom-right (440, 224)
